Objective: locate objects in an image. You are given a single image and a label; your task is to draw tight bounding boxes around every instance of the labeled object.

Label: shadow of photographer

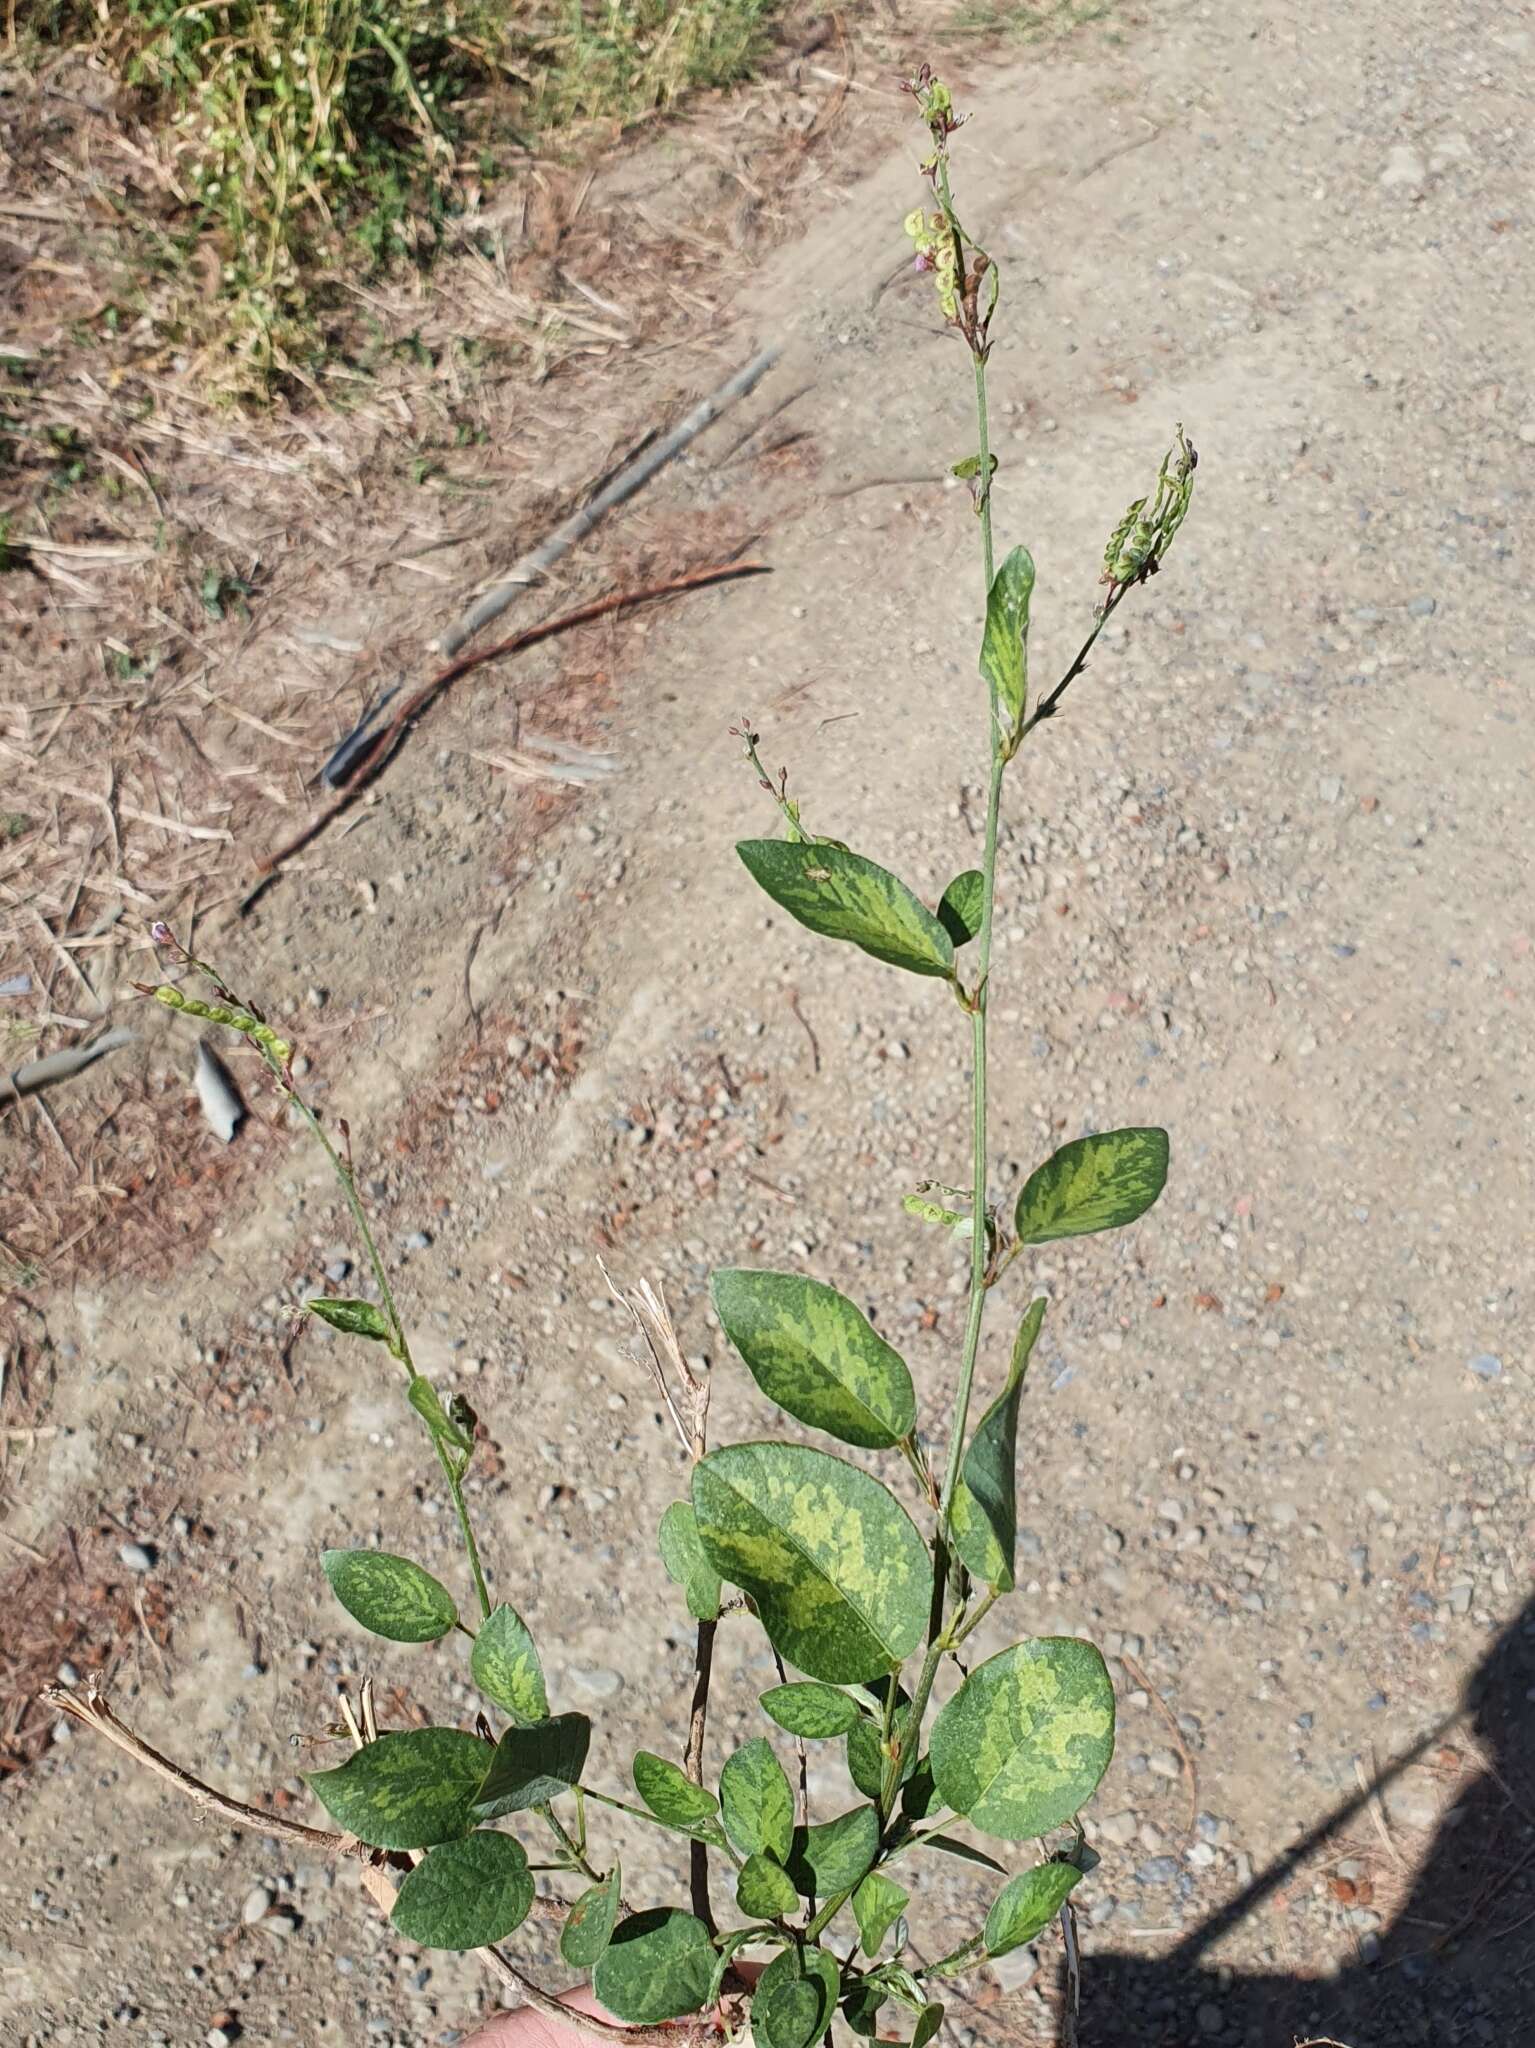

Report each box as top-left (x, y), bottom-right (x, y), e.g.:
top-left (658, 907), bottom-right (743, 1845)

top-left (1040, 1593), bottom-right (1535, 2046)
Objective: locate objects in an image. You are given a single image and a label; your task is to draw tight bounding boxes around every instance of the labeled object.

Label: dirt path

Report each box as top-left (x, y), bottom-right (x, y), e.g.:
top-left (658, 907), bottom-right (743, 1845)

top-left (5, 3), bottom-right (1534, 2044)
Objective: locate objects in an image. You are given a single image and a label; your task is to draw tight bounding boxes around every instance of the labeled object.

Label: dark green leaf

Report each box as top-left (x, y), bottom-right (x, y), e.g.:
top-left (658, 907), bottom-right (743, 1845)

top-left (751, 1943), bottom-right (840, 2048)
top-left (900, 1758), bottom-right (940, 1822)
top-left (712, 1269), bottom-right (915, 1451)
top-left (470, 1604), bottom-right (549, 1726)
top-left (761, 1682), bottom-right (860, 1740)
top-left (1013, 1127), bottom-right (1169, 1246)
top-left (735, 1849), bottom-right (800, 1920)
top-left (852, 1871), bottom-right (908, 1957)
top-left (918, 1832), bottom-right (1007, 1874)
top-left (720, 1738), bottom-right (794, 1860)
top-left (592, 1909), bottom-right (716, 2024)
top-left (937, 870), bottom-right (985, 949)
top-left (692, 1443), bottom-right (931, 1684)
top-left (929, 1639), bottom-right (1115, 1841)
top-left (950, 1297), bottom-right (1047, 1593)
top-left (321, 1548), bottom-right (456, 1644)
top-left (391, 1831), bottom-right (533, 1950)
top-left (736, 840), bottom-right (955, 981)
top-left (842, 1983), bottom-right (887, 2038)
top-left (561, 1861), bottom-right (622, 1968)
top-left (784, 1805), bottom-right (881, 1901)
top-left (984, 1861), bottom-right (1083, 1957)
top-left (307, 1728), bottom-right (492, 1850)
top-left (657, 1502), bottom-right (722, 1623)
top-left (633, 1752), bottom-right (720, 1834)
top-left (912, 2001), bottom-right (945, 2047)
top-left (473, 1713), bottom-right (591, 1819)
top-left (307, 1297), bottom-right (391, 1343)
top-left (847, 1710), bottom-right (915, 1802)
top-left (979, 545), bottom-right (1036, 733)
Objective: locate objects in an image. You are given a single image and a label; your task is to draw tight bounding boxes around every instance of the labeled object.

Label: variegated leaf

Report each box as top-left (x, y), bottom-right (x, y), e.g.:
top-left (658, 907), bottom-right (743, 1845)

top-left (1013, 1127), bottom-right (1169, 1246)
top-left (930, 1638), bottom-right (1115, 1840)
top-left (711, 1268), bottom-right (915, 1450)
top-left (737, 840), bottom-right (955, 980)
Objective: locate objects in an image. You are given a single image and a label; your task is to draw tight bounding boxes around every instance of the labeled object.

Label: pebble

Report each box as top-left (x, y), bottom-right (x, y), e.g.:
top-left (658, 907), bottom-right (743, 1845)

top-left (1136, 1856), bottom-right (1180, 1886)
top-left (566, 1666), bottom-right (623, 1699)
top-left (1467, 1352), bottom-right (1503, 1381)
top-left (1380, 144), bottom-right (1426, 192)
top-left (1097, 1810), bottom-right (1140, 1847)
top-left (403, 1231), bottom-right (433, 1252)
top-left (1407, 595), bottom-right (1436, 616)
top-left (240, 1885), bottom-right (273, 1926)
top-left (1148, 1747), bottom-right (1182, 1781)
top-left (1197, 2002), bottom-right (1224, 2035)
top-left (1318, 775), bottom-right (1343, 804)
top-left (119, 1542), bottom-right (156, 1573)
top-left (208, 2032), bottom-right (236, 2048)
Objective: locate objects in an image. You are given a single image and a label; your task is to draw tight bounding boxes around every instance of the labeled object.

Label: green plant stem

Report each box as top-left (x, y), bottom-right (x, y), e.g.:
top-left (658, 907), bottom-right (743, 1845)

top-left (890, 336), bottom-right (1006, 1816)
top-left (922, 1932), bottom-right (986, 1981)
top-left (540, 1804), bottom-right (600, 1883)
top-left (276, 1063), bottom-right (493, 1622)
top-left (948, 1585), bottom-right (999, 1652)
top-left (579, 1786), bottom-right (743, 1867)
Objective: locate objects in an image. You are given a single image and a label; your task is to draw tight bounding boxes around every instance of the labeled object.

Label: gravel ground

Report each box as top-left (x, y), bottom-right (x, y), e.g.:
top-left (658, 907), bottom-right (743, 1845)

top-left (3, 2), bottom-right (1532, 2045)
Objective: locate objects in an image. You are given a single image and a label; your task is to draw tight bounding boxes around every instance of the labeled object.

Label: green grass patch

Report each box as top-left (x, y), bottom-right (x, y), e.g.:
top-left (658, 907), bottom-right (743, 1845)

top-left (24, 2), bottom-right (780, 387)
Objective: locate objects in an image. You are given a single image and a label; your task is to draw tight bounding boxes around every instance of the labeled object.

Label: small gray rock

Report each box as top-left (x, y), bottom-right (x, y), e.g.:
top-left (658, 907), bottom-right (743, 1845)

top-left (1148, 1747), bottom-right (1182, 1781)
top-left (1380, 143), bottom-right (1426, 192)
top-left (566, 1666), bottom-right (623, 1700)
top-left (1407, 595), bottom-right (1436, 616)
top-left (1097, 1810), bottom-right (1140, 1847)
top-left (119, 1542), bottom-right (156, 1574)
top-left (1467, 1352), bottom-right (1503, 1381)
top-left (241, 1884), bottom-right (274, 1925)
top-left (1136, 1855), bottom-right (1180, 1886)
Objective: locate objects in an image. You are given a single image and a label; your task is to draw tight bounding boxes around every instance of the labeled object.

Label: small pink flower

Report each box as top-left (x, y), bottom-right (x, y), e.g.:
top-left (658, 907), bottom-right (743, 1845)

top-left (150, 920), bottom-right (174, 947)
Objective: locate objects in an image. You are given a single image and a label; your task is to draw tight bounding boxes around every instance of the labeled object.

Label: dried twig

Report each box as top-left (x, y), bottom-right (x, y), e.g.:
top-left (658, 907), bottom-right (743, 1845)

top-left (246, 561), bottom-right (769, 900)
top-left (1122, 1651), bottom-right (1199, 1839)
top-left (435, 346), bottom-right (780, 656)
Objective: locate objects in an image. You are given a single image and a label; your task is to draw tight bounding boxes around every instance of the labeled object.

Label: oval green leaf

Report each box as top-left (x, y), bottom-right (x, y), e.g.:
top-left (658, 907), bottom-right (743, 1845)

top-left (760, 1681), bottom-right (860, 1740)
top-left (736, 1849), bottom-right (800, 1921)
top-left (307, 1297), bottom-right (391, 1343)
top-left (937, 869), bottom-right (985, 949)
top-left (473, 1713), bottom-right (591, 1819)
top-left (852, 1871), bottom-right (908, 1958)
top-left (784, 1804), bottom-right (880, 1901)
top-left (470, 1603), bottom-right (549, 1726)
top-left (1013, 1127), bottom-right (1169, 1246)
top-left (633, 1752), bottom-right (721, 1834)
top-left (391, 1830), bottom-right (533, 1950)
top-left (841, 1983), bottom-right (887, 2039)
top-left (950, 1297), bottom-right (1047, 1594)
top-left (321, 1548), bottom-right (456, 1644)
top-left (929, 1639), bottom-right (1115, 1841)
top-left (658, 1501), bottom-right (722, 1623)
top-left (561, 1860), bottom-right (622, 1968)
top-left (692, 1442), bottom-right (931, 1684)
top-left (592, 1909), bottom-right (716, 2024)
top-left (980, 545), bottom-right (1036, 733)
top-left (711, 1269), bottom-right (916, 1451)
top-left (751, 1942), bottom-right (840, 2048)
top-left (307, 1727), bottom-right (492, 1850)
top-left (984, 1860), bottom-right (1084, 1958)
top-left (720, 1738), bottom-right (795, 1860)
top-left (736, 840), bottom-right (955, 981)
top-left (912, 2001), bottom-right (945, 2048)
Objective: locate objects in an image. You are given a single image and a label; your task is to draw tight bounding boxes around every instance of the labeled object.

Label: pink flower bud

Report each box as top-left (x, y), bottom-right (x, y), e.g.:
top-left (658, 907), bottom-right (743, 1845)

top-left (150, 920), bottom-right (174, 946)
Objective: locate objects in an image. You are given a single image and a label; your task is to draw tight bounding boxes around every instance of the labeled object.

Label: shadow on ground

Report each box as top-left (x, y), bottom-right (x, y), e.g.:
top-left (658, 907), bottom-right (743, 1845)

top-left (1059, 1598), bottom-right (1535, 2045)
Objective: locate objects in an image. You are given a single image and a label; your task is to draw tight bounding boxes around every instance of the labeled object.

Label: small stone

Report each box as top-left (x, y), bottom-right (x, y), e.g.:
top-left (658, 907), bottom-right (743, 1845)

top-left (1407, 595), bottom-right (1436, 617)
top-left (1269, 1501), bottom-right (1299, 1527)
top-left (1447, 1582), bottom-right (1474, 1615)
top-left (1136, 1856), bottom-right (1180, 1886)
top-left (241, 1885), bottom-right (273, 1926)
top-left (567, 1666), bottom-right (623, 1700)
top-left (262, 1910), bottom-right (300, 1937)
top-left (1380, 144), bottom-right (1426, 192)
top-left (1358, 1931), bottom-right (1382, 1965)
top-left (1467, 1352), bottom-right (1503, 1381)
top-left (1148, 1747), bottom-right (1182, 1781)
top-left (1518, 421), bottom-right (1535, 446)
top-left (119, 1542), bottom-right (156, 1573)
top-left (207, 2033), bottom-right (235, 2048)
top-left (1318, 776), bottom-right (1343, 804)
top-left (1097, 1810), bottom-right (1140, 1848)
top-left (989, 1943), bottom-right (1039, 1995)
top-left (324, 1259), bottom-right (352, 1285)
top-left (1196, 2002), bottom-right (1224, 2035)
top-left (1187, 1841), bottom-right (1217, 1869)
top-left (403, 1230), bottom-right (432, 1253)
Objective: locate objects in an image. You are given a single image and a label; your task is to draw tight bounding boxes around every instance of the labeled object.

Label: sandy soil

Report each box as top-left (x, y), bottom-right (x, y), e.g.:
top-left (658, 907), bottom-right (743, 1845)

top-left (3, 3), bottom-right (1533, 2045)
